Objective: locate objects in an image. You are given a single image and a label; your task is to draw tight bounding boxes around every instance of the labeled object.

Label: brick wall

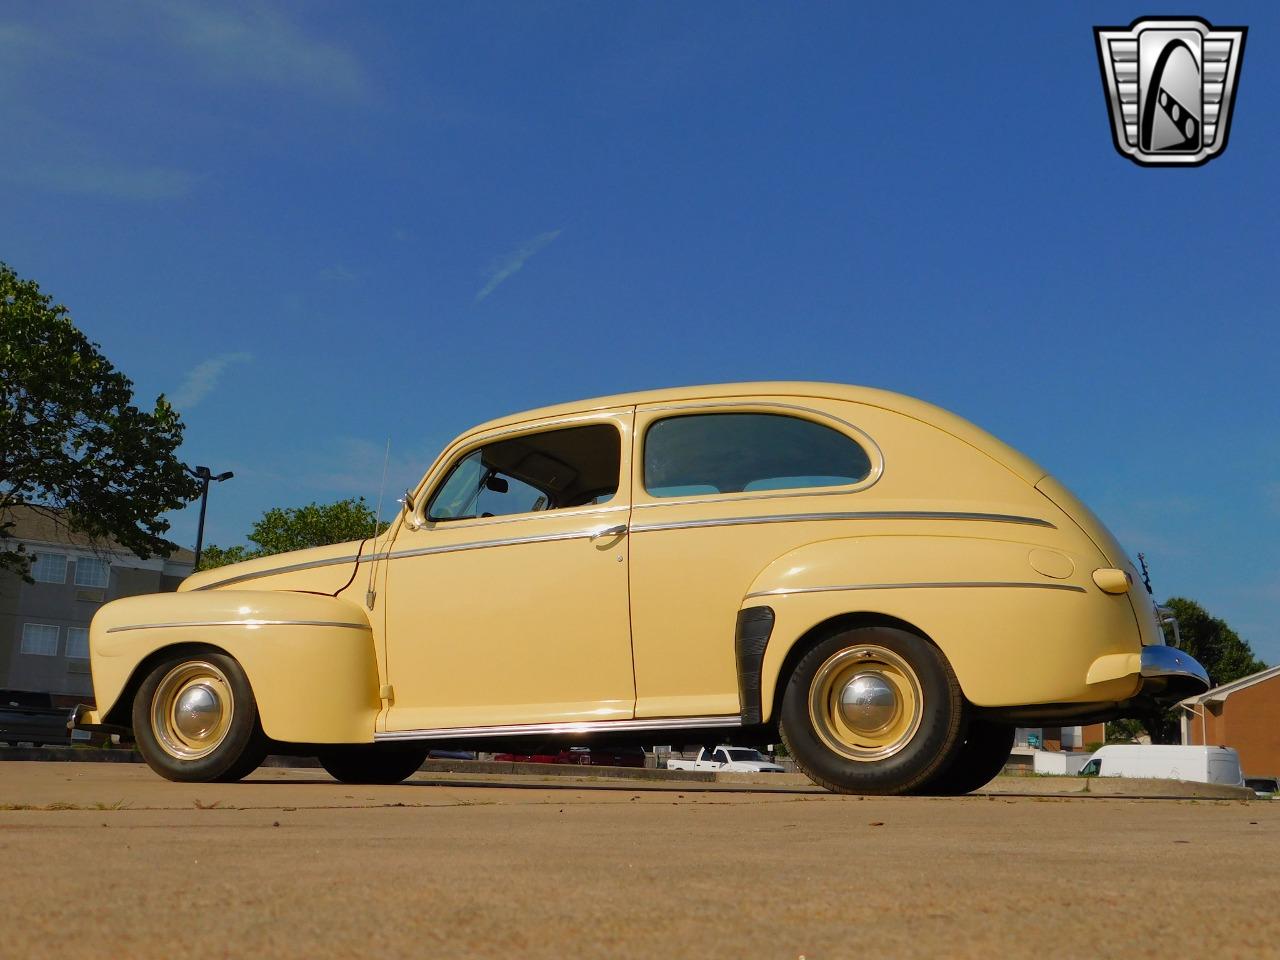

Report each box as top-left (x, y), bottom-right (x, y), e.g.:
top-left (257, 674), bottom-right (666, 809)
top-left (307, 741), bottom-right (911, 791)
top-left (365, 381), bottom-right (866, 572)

top-left (1186, 673), bottom-right (1280, 777)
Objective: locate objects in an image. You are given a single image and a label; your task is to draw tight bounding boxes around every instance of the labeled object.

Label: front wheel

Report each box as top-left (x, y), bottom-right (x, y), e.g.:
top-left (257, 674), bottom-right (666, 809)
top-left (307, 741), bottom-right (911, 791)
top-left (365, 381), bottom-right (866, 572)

top-left (318, 744), bottom-right (428, 784)
top-left (779, 626), bottom-right (965, 795)
top-left (132, 651), bottom-right (267, 783)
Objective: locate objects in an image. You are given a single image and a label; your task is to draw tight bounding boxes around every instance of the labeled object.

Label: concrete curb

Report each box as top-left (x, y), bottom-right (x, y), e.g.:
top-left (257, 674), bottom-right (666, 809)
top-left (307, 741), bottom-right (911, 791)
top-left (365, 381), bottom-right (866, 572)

top-left (982, 775), bottom-right (1253, 800)
top-left (0, 746), bottom-right (144, 764)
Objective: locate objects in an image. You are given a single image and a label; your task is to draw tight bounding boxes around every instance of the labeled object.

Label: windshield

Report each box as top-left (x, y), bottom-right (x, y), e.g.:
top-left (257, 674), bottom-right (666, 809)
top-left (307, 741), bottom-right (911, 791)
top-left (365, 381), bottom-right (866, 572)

top-left (724, 749), bottom-right (765, 762)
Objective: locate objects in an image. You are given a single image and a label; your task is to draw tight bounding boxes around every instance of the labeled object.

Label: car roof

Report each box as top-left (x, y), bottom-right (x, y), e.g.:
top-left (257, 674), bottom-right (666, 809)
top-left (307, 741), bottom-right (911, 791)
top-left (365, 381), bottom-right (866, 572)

top-left (467, 381), bottom-right (1047, 484)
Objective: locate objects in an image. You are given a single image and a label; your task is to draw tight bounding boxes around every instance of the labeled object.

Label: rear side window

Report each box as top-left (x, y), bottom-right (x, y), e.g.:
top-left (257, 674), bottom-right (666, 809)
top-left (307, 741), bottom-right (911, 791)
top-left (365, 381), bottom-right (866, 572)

top-left (643, 413), bottom-right (872, 498)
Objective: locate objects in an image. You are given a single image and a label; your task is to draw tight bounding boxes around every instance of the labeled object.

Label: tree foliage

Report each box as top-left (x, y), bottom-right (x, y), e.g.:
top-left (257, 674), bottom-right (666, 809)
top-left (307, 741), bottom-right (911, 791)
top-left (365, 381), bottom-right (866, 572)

top-left (0, 262), bottom-right (199, 579)
top-left (1162, 597), bottom-right (1267, 685)
top-left (199, 497), bottom-right (389, 570)
top-left (1139, 596), bottom-right (1267, 743)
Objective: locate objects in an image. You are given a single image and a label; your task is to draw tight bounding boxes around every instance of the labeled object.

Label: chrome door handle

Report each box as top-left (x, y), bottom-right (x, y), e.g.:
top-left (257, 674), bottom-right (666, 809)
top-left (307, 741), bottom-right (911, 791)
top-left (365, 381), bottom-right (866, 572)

top-left (590, 523), bottom-right (628, 541)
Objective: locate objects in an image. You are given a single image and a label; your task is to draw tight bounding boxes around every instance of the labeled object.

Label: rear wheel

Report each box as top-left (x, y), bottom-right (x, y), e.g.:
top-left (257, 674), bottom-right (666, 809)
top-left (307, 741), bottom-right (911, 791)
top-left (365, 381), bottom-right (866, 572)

top-left (318, 744), bottom-right (428, 784)
top-left (779, 626), bottom-right (965, 795)
top-left (132, 651), bottom-right (267, 783)
top-left (913, 716), bottom-right (1015, 795)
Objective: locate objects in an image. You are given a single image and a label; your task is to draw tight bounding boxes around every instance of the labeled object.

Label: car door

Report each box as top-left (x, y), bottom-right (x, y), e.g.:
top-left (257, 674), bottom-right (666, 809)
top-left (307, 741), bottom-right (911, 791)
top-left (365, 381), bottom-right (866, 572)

top-left (627, 399), bottom-right (881, 719)
top-left (381, 409), bottom-right (636, 733)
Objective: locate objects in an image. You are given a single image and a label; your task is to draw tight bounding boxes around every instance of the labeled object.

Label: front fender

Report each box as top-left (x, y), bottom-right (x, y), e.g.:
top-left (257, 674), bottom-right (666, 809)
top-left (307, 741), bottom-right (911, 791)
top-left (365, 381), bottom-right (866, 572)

top-left (89, 590), bottom-right (380, 744)
top-left (744, 535), bottom-right (1143, 720)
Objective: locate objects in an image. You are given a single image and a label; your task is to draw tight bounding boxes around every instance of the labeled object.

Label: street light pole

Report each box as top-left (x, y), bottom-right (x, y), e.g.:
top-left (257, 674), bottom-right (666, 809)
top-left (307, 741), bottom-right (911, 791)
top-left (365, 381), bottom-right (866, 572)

top-left (187, 465), bottom-right (234, 570)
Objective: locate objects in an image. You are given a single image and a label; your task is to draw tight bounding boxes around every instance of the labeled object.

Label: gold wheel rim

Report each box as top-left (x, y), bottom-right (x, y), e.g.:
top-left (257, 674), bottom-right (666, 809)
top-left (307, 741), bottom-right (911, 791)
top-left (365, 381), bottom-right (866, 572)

top-left (808, 644), bottom-right (923, 762)
top-left (150, 661), bottom-right (234, 761)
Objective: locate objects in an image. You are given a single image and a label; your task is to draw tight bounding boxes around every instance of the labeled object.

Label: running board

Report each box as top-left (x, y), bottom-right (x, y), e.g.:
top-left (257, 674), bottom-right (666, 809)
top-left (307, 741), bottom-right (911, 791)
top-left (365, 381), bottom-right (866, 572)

top-left (375, 714), bottom-right (742, 742)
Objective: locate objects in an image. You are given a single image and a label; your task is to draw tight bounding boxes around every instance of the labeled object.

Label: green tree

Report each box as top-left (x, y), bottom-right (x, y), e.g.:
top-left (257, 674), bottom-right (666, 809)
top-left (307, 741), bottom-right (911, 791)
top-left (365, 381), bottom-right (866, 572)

top-left (0, 262), bottom-right (199, 579)
top-left (1104, 718), bottom-right (1145, 744)
top-left (1139, 596), bottom-right (1267, 743)
top-left (199, 497), bottom-right (389, 570)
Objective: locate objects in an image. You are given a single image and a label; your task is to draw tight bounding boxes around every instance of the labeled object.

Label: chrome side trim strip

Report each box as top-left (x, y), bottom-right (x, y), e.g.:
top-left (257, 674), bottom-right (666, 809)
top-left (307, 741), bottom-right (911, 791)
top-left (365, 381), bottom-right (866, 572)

top-left (632, 510), bottom-right (1055, 534)
top-left (375, 714), bottom-right (742, 742)
top-left (745, 580), bottom-right (1087, 600)
top-left (194, 554), bottom-right (363, 591)
top-left (196, 511), bottom-right (1054, 590)
top-left (370, 527), bottom-right (604, 565)
top-left (105, 619), bottom-right (371, 634)
top-left (195, 525), bottom-right (620, 589)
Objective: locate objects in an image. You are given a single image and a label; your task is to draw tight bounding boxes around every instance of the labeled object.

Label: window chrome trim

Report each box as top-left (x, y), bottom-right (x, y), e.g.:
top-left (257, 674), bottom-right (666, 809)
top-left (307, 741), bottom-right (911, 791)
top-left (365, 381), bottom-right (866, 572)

top-left (744, 580), bottom-right (1087, 600)
top-left (105, 619), bottom-right (372, 634)
top-left (418, 503), bottom-right (629, 535)
top-left (414, 411), bottom-right (633, 529)
top-left (375, 714), bottom-right (742, 742)
top-left (635, 400), bottom-right (886, 505)
top-left (631, 510), bottom-right (1055, 534)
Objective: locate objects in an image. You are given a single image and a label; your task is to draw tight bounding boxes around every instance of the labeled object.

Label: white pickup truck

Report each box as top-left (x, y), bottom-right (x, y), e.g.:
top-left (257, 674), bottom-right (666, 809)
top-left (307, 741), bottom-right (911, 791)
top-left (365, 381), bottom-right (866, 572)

top-left (665, 746), bottom-right (785, 773)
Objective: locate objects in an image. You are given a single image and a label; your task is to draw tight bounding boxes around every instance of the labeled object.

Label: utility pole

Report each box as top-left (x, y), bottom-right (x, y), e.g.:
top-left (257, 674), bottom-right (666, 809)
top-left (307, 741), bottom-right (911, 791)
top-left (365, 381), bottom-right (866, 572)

top-left (187, 465), bottom-right (234, 570)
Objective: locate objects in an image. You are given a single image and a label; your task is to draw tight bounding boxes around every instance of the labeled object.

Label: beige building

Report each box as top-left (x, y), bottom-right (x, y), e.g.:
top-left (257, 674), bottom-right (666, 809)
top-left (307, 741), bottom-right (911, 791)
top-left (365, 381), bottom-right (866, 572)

top-left (0, 506), bottom-right (194, 707)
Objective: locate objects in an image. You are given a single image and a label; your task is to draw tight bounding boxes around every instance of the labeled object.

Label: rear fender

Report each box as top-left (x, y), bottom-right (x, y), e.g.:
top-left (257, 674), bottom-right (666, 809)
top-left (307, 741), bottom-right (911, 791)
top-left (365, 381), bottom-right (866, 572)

top-left (744, 535), bottom-right (1141, 720)
top-left (89, 590), bottom-right (380, 744)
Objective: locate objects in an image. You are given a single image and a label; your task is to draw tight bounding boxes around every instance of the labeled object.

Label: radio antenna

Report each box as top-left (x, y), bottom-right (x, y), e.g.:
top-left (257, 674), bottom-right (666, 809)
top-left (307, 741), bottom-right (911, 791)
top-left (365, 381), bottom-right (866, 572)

top-left (372, 437), bottom-right (391, 539)
top-left (366, 438), bottom-right (391, 610)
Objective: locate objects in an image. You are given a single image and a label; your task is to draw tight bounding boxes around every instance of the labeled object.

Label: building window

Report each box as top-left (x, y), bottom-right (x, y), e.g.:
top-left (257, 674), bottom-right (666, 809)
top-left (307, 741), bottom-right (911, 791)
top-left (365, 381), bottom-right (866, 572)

top-left (74, 557), bottom-right (110, 588)
top-left (20, 623), bottom-right (60, 656)
top-left (66, 627), bottom-right (90, 660)
top-left (30, 553), bottom-right (68, 584)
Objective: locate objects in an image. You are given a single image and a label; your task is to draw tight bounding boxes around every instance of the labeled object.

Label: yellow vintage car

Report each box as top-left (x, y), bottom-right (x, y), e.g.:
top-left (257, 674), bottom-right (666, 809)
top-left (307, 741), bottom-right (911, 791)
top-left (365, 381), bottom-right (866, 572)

top-left (79, 382), bottom-right (1209, 793)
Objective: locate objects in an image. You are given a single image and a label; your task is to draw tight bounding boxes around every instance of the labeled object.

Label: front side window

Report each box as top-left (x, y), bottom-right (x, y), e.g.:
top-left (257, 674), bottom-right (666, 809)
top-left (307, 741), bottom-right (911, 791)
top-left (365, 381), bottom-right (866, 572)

top-left (74, 558), bottom-right (109, 588)
top-left (21, 623), bottom-right (59, 656)
top-left (30, 553), bottom-right (68, 584)
top-left (643, 413), bottom-right (872, 498)
top-left (428, 423), bottom-right (621, 522)
top-left (66, 627), bottom-right (90, 660)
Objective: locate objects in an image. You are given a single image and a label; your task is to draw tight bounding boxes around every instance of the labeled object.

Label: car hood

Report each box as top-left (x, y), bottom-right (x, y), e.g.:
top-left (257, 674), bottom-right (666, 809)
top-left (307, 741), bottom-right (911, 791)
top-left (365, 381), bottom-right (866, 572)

top-left (178, 538), bottom-right (369, 595)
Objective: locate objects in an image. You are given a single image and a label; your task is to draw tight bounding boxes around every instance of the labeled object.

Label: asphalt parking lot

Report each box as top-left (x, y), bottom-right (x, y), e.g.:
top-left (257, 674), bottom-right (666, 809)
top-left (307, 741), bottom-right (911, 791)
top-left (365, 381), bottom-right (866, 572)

top-left (2, 763), bottom-right (1277, 959)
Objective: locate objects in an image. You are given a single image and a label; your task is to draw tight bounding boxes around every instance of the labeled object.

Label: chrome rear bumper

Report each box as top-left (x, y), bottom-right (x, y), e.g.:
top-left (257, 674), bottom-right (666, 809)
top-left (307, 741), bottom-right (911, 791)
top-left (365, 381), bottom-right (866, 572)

top-left (1139, 645), bottom-right (1210, 700)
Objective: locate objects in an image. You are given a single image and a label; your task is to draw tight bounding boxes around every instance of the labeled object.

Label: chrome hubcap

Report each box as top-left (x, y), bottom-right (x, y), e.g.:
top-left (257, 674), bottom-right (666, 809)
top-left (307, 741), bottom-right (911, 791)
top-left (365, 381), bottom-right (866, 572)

top-left (839, 672), bottom-right (899, 733)
top-left (174, 684), bottom-right (221, 741)
top-left (151, 661), bottom-right (234, 761)
top-left (808, 645), bottom-right (923, 762)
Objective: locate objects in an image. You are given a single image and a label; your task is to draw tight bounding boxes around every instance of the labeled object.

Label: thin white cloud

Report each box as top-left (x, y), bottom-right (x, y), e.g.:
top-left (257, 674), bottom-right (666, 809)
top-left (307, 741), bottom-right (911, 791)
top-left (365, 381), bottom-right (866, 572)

top-left (171, 352), bottom-right (253, 410)
top-left (11, 160), bottom-right (197, 201)
top-left (475, 229), bottom-right (563, 303)
top-left (304, 436), bottom-right (443, 504)
top-left (144, 0), bottom-right (368, 100)
top-left (319, 264), bottom-right (360, 283)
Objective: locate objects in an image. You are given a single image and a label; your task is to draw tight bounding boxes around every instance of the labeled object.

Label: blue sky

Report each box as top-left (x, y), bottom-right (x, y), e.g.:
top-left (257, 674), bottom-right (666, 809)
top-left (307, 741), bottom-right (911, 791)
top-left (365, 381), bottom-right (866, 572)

top-left (3, 3), bottom-right (1277, 660)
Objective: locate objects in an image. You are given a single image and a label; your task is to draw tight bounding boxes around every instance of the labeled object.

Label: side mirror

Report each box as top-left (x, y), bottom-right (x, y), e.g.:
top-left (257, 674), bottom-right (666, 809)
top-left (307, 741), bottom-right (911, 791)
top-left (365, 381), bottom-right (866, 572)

top-left (401, 488), bottom-right (416, 513)
top-left (485, 476), bottom-right (509, 494)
